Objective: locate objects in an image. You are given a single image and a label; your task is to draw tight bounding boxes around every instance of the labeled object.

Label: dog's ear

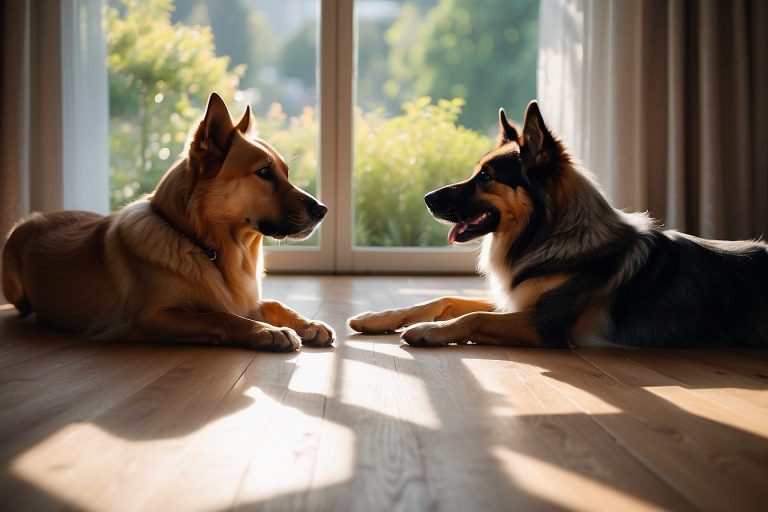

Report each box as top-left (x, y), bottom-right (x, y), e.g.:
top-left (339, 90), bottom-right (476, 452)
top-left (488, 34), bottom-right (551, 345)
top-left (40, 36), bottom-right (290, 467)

top-left (498, 108), bottom-right (519, 145)
top-left (520, 100), bottom-right (554, 164)
top-left (200, 92), bottom-right (235, 152)
top-left (235, 104), bottom-right (252, 135)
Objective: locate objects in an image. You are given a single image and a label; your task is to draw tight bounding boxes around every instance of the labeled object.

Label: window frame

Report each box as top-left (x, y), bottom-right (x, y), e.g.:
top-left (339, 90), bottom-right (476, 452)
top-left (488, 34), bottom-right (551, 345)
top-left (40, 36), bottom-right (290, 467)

top-left (267, 0), bottom-right (477, 274)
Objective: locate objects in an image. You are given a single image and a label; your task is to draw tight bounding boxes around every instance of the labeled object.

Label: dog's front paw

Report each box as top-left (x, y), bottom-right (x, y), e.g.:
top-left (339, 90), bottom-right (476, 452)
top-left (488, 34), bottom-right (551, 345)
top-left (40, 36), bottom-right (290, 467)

top-left (299, 320), bottom-right (336, 347)
top-left (348, 310), bottom-right (402, 334)
top-left (402, 321), bottom-right (462, 347)
top-left (253, 327), bottom-right (302, 352)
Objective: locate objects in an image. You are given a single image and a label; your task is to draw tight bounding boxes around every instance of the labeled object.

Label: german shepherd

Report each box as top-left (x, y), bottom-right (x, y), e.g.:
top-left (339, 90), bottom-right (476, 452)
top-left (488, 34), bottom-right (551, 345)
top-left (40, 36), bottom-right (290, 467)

top-left (349, 101), bottom-right (768, 348)
top-left (3, 93), bottom-right (334, 351)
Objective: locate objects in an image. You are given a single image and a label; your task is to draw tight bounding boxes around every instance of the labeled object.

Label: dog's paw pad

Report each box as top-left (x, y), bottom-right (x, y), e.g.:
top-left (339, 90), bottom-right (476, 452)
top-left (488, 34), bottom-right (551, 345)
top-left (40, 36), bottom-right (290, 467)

top-left (256, 327), bottom-right (301, 352)
top-left (301, 321), bottom-right (336, 347)
top-left (401, 322), bottom-right (452, 347)
top-left (347, 313), bottom-right (372, 332)
top-left (348, 311), bottom-right (400, 334)
top-left (403, 336), bottom-right (429, 347)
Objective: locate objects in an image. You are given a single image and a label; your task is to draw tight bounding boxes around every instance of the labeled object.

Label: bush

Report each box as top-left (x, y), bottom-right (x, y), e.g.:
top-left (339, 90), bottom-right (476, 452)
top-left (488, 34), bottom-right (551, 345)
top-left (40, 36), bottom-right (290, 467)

top-left (106, 0), bottom-right (243, 210)
top-left (354, 97), bottom-right (493, 246)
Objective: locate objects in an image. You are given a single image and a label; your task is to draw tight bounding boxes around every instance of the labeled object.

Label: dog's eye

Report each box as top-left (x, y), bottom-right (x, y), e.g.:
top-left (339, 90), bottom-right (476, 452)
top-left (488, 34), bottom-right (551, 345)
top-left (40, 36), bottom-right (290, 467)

top-left (255, 165), bottom-right (273, 180)
top-left (478, 168), bottom-right (492, 182)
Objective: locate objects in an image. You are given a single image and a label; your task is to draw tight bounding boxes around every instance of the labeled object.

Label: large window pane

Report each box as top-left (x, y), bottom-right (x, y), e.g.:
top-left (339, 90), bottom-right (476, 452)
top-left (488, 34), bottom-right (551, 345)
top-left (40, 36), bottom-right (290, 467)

top-left (353, 0), bottom-right (539, 247)
top-left (106, 0), bottom-right (320, 246)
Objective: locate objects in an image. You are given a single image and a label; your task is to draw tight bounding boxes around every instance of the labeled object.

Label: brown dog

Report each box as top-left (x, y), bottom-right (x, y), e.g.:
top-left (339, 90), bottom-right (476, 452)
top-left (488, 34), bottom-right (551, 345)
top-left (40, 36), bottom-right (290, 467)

top-left (2, 93), bottom-right (334, 351)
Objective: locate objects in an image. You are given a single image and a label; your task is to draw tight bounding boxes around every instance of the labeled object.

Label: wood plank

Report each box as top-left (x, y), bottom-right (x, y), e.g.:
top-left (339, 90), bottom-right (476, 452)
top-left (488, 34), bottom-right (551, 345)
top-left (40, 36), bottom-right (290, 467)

top-left (5, 347), bottom-right (256, 511)
top-left (1, 276), bottom-right (767, 512)
top-left (688, 349), bottom-right (768, 384)
top-left (562, 349), bottom-right (768, 511)
top-left (232, 346), bottom-right (336, 511)
top-left (397, 345), bottom-right (695, 512)
top-left (0, 344), bottom-right (187, 458)
top-left (142, 350), bottom-right (301, 512)
top-left (301, 336), bottom-right (433, 512)
top-left (619, 350), bottom-right (768, 431)
top-left (0, 310), bottom-right (85, 368)
top-left (475, 348), bottom-right (695, 511)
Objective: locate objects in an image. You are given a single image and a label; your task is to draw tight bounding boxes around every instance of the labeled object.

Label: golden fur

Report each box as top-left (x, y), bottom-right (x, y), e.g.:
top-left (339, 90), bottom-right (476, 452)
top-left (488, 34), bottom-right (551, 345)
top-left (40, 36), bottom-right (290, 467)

top-left (2, 93), bottom-right (334, 351)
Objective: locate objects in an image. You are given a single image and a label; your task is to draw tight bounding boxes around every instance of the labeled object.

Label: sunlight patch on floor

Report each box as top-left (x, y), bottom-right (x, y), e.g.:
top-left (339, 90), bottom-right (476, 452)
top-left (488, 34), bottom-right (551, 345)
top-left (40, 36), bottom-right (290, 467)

top-left (338, 354), bottom-right (441, 429)
top-left (11, 422), bottom-right (182, 511)
top-left (396, 287), bottom-right (461, 296)
top-left (341, 340), bottom-right (441, 430)
top-left (462, 356), bottom-right (623, 415)
top-left (395, 287), bottom-right (486, 297)
top-left (493, 447), bottom-right (661, 512)
top-left (286, 294), bottom-right (321, 302)
top-left (643, 385), bottom-right (768, 439)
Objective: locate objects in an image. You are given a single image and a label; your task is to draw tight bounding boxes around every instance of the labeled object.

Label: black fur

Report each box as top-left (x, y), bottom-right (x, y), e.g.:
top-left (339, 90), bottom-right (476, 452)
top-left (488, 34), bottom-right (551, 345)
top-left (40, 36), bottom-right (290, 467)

top-left (428, 101), bottom-right (768, 348)
top-left (609, 233), bottom-right (768, 347)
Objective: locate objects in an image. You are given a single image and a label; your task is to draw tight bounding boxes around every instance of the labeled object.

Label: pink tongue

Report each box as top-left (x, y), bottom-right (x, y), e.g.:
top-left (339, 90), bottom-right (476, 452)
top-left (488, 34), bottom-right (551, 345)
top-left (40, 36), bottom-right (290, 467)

top-left (447, 222), bottom-right (468, 244)
top-left (447, 212), bottom-right (490, 244)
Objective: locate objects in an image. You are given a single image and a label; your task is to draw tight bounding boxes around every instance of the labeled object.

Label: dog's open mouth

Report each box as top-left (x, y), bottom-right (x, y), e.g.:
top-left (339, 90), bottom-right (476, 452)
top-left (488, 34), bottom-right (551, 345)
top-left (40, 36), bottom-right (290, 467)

top-left (447, 211), bottom-right (499, 244)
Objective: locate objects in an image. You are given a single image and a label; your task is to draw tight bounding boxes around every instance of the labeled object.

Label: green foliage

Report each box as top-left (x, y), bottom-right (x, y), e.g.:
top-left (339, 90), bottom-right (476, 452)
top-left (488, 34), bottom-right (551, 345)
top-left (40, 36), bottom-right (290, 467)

top-left (106, 0), bottom-right (243, 209)
top-left (280, 23), bottom-right (316, 88)
top-left (354, 97), bottom-right (493, 246)
top-left (385, 0), bottom-right (539, 131)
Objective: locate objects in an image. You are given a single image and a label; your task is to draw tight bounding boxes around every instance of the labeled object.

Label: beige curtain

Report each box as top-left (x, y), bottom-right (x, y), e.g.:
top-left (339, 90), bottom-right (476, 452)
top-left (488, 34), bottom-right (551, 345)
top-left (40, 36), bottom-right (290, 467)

top-left (1, 0), bottom-right (108, 303)
top-left (1, 1), bottom-right (59, 302)
top-left (538, 0), bottom-right (768, 240)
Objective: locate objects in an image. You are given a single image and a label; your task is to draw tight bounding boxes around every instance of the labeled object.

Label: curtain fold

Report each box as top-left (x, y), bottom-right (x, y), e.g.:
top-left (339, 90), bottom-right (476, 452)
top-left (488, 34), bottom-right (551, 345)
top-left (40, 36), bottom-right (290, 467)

top-left (1, 0), bottom-right (32, 245)
top-left (1, 0), bottom-right (65, 303)
top-left (538, 0), bottom-right (768, 239)
top-left (1, 0), bottom-right (108, 303)
top-left (1, 0), bottom-right (66, 238)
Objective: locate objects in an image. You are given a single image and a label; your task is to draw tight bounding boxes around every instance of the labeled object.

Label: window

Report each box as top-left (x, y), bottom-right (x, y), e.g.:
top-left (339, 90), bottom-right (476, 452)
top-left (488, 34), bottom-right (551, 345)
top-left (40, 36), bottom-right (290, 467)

top-left (106, 0), bottom-right (539, 272)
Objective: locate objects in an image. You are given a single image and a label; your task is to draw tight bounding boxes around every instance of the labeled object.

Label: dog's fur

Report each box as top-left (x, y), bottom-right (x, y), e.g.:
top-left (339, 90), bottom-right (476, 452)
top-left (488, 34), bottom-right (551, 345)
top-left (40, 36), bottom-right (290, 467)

top-left (349, 101), bottom-right (768, 348)
top-left (2, 93), bottom-right (334, 351)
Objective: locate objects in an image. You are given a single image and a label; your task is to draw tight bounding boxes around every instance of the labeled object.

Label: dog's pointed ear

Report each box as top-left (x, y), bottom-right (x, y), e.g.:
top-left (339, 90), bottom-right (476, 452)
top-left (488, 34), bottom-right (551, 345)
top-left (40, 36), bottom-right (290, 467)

top-left (200, 92), bottom-right (235, 151)
top-left (498, 108), bottom-right (519, 145)
top-left (235, 104), bottom-right (252, 135)
top-left (521, 100), bottom-right (554, 163)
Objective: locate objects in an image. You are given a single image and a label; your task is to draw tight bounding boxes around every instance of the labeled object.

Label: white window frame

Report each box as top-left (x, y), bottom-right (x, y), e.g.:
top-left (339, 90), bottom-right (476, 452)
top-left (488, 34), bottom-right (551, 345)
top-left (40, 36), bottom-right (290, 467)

top-left (64, 0), bottom-right (477, 273)
top-left (266, 0), bottom-right (477, 274)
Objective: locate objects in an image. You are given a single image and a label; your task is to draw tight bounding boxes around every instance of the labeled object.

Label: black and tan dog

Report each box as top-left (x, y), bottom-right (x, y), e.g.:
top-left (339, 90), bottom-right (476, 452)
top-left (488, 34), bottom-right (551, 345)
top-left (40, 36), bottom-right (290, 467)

top-left (349, 101), bottom-right (768, 348)
top-left (3, 93), bottom-right (334, 351)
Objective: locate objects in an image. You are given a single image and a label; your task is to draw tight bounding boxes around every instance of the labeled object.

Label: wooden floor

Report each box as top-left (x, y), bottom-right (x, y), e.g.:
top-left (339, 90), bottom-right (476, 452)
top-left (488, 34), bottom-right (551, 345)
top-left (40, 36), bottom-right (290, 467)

top-left (1, 276), bottom-right (767, 511)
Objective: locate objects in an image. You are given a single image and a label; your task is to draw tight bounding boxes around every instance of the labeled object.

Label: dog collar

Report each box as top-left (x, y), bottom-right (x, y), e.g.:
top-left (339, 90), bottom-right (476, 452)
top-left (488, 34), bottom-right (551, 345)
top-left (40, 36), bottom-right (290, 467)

top-left (150, 204), bottom-right (218, 262)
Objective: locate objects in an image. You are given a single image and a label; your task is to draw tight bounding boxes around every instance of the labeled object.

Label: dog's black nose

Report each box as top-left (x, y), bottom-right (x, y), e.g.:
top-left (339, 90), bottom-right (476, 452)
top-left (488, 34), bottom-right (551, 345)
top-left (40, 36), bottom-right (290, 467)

top-left (308, 202), bottom-right (328, 220)
top-left (424, 191), bottom-right (439, 210)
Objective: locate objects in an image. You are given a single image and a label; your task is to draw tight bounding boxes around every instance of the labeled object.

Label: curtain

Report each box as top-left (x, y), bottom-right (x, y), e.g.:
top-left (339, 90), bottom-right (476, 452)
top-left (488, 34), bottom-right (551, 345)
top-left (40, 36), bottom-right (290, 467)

top-left (1, 1), bottom-right (60, 302)
top-left (1, 0), bottom-right (108, 302)
top-left (537, 0), bottom-right (768, 240)
top-left (1, 0), bottom-right (81, 232)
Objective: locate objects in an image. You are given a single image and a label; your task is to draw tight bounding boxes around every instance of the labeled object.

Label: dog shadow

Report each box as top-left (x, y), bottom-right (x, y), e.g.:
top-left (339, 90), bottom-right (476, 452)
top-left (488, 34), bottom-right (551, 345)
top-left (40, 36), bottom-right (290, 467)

top-left (2, 311), bottom-right (768, 510)
top-left (225, 341), bottom-right (768, 511)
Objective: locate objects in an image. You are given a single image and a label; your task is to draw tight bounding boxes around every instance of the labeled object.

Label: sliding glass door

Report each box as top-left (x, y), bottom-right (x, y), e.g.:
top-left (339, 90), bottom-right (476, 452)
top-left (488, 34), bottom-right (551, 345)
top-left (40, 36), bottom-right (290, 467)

top-left (106, 0), bottom-right (539, 273)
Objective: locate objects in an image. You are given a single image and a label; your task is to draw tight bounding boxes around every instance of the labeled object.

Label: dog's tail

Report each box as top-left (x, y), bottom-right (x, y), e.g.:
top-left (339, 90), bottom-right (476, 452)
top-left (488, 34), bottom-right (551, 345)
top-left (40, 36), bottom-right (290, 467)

top-left (2, 217), bottom-right (37, 317)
